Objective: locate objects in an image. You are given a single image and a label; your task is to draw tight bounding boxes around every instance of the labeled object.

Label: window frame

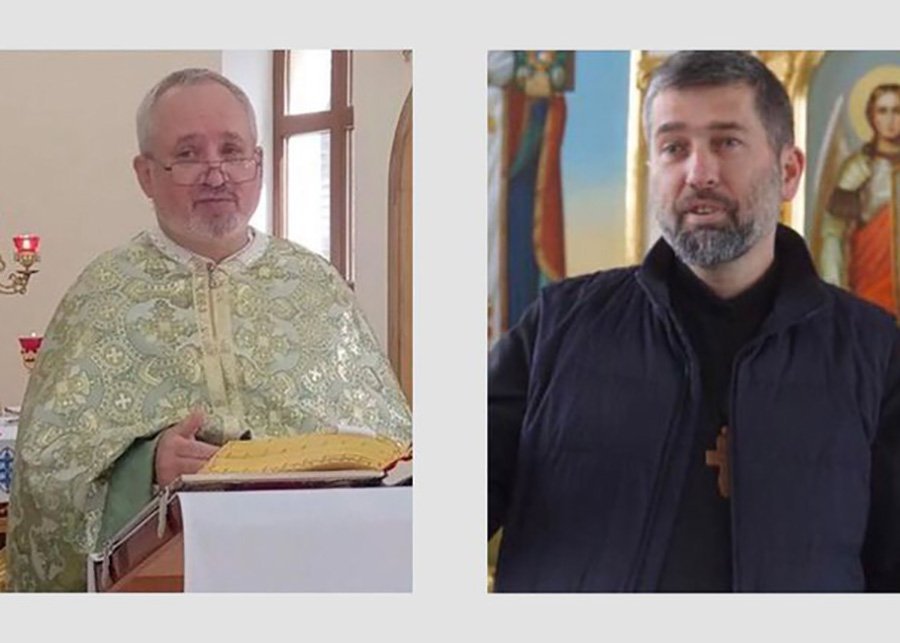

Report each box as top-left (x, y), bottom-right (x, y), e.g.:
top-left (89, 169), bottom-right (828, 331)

top-left (272, 50), bottom-right (354, 280)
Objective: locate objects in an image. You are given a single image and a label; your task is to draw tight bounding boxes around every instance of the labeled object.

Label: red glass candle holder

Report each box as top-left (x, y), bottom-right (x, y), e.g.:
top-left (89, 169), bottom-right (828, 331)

top-left (18, 335), bottom-right (43, 370)
top-left (13, 234), bottom-right (40, 254)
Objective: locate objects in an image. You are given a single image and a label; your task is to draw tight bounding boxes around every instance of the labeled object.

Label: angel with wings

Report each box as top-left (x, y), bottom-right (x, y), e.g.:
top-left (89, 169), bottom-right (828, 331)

top-left (812, 74), bottom-right (900, 317)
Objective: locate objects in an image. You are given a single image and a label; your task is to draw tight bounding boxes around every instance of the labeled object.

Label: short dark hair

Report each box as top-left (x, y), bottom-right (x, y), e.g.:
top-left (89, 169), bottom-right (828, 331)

top-left (643, 51), bottom-right (794, 153)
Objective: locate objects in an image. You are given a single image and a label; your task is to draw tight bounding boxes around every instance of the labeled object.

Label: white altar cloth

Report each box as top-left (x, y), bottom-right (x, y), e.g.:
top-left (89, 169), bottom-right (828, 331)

top-left (178, 486), bottom-right (412, 592)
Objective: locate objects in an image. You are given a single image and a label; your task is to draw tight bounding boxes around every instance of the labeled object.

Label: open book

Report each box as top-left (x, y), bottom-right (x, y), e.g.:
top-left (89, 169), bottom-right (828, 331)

top-left (184, 432), bottom-right (412, 488)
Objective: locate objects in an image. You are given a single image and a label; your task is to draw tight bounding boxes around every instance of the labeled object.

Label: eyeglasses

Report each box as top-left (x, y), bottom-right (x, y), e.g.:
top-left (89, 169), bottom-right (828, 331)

top-left (151, 156), bottom-right (260, 186)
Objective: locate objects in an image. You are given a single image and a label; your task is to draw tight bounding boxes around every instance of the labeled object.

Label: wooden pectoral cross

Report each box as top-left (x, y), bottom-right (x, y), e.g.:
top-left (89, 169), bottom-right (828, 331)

top-left (705, 426), bottom-right (731, 499)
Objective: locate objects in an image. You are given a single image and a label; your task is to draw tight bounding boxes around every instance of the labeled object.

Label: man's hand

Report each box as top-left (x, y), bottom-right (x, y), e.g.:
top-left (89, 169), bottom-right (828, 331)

top-left (154, 410), bottom-right (219, 487)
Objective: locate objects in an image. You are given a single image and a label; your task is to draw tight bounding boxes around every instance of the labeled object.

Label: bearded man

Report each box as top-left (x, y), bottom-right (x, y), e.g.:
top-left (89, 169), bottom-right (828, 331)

top-left (6, 68), bottom-right (411, 591)
top-left (488, 50), bottom-right (900, 592)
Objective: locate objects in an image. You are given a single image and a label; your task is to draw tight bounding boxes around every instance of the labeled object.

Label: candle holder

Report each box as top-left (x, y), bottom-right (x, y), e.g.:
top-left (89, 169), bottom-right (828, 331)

top-left (0, 234), bottom-right (40, 295)
top-left (18, 335), bottom-right (43, 370)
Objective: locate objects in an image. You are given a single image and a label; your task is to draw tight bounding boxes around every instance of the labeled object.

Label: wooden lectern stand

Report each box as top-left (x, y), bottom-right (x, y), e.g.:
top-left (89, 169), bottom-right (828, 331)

top-left (89, 472), bottom-right (411, 593)
top-left (108, 533), bottom-right (184, 592)
top-left (89, 487), bottom-right (187, 592)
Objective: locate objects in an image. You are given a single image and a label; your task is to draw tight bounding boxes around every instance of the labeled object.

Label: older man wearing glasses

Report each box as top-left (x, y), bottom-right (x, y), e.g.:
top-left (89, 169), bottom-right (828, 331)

top-left (6, 69), bottom-right (411, 591)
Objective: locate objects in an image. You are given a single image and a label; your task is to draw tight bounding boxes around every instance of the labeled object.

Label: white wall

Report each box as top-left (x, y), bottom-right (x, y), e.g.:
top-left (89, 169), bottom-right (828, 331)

top-left (352, 51), bottom-right (413, 351)
top-left (0, 51), bottom-right (220, 408)
top-left (221, 50), bottom-right (273, 234)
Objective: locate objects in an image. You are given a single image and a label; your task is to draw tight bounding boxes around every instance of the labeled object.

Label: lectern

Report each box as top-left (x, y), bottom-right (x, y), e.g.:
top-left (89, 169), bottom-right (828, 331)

top-left (88, 478), bottom-right (412, 592)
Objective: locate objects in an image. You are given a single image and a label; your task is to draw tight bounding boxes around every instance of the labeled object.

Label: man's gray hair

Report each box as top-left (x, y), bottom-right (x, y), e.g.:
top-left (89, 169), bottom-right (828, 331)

top-left (136, 68), bottom-right (258, 154)
top-left (643, 51), bottom-right (794, 153)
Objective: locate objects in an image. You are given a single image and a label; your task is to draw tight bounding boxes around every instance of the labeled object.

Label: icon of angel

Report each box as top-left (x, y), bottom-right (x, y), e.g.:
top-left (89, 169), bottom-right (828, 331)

top-left (810, 66), bottom-right (900, 317)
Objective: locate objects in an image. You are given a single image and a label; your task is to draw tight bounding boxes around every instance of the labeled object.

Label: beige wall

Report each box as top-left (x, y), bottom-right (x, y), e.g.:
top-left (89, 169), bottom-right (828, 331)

top-left (0, 51), bottom-right (220, 408)
top-left (352, 51), bottom-right (413, 353)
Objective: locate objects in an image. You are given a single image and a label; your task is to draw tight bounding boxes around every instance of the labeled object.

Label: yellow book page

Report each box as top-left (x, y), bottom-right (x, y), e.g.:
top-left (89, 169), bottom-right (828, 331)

top-left (200, 434), bottom-right (410, 474)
